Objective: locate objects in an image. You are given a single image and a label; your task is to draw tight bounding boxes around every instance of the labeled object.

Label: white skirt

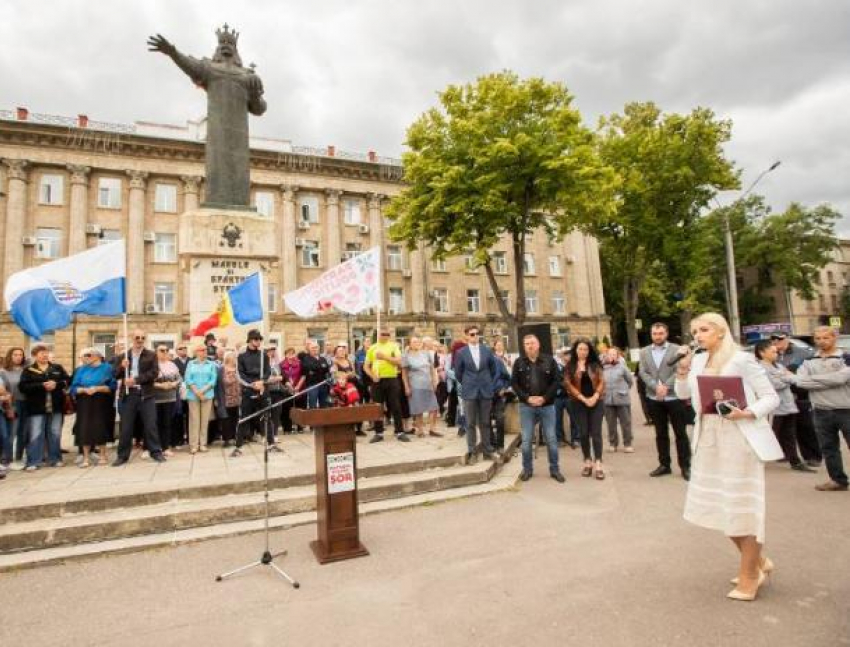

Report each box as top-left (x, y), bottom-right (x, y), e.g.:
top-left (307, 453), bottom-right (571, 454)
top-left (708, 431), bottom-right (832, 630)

top-left (684, 414), bottom-right (766, 543)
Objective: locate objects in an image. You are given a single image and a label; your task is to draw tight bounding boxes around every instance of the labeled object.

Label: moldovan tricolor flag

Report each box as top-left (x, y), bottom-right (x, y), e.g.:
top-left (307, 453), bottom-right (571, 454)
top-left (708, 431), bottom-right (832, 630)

top-left (191, 272), bottom-right (264, 336)
top-left (3, 240), bottom-right (126, 340)
top-left (283, 247), bottom-right (381, 317)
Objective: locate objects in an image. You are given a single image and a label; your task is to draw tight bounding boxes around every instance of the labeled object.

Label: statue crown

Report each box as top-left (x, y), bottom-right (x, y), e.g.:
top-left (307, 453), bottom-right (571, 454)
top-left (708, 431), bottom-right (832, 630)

top-left (216, 23), bottom-right (239, 45)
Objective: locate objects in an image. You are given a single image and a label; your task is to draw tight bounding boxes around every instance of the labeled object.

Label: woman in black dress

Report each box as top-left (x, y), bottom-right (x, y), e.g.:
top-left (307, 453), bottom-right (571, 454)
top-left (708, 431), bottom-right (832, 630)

top-left (69, 348), bottom-right (116, 467)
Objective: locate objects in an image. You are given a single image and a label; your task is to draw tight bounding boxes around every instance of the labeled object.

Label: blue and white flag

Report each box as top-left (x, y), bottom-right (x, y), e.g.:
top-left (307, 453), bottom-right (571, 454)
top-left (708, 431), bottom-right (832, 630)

top-left (4, 240), bottom-right (126, 339)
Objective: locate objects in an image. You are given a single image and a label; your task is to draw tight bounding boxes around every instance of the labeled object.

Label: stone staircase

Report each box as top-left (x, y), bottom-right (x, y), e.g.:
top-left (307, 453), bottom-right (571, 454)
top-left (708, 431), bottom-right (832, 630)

top-left (0, 433), bottom-right (520, 572)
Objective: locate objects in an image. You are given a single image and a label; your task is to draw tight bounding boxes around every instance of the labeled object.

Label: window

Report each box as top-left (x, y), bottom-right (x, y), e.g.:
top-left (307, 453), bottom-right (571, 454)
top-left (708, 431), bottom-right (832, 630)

top-left (148, 334), bottom-right (176, 351)
top-left (98, 229), bottom-right (122, 246)
top-left (97, 177), bottom-right (122, 209)
top-left (301, 241), bottom-right (320, 267)
top-left (431, 258), bottom-right (447, 272)
top-left (467, 289), bottom-right (481, 313)
top-left (253, 191), bottom-right (275, 218)
top-left (342, 242), bottom-right (362, 262)
top-left (523, 253), bottom-right (536, 275)
top-left (39, 174), bottom-right (64, 205)
top-left (496, 289), bottom-right (510, 312)
top-left (548, 256), bottom-right (562, 277)
top-left (387, 245), bottom-right (403, 271)
top-left (395, 328), bottom-right (413, 349)
top-left (819, 295), bottom-right (827, 311)
top-left (389, 288), bottom-right (405, 314)
top-left (91, 333), bottom-right (116, 359)
top-left (343, 198), bottom-right (361, 225)
top-left (433, 288), bottom-right (449, 313)
top-left (299, 196), bottom-right (320, 223)
top-left (267, 283), bottom-right (278, 313)
top-left (464, 254), bottom-right (478, 272)
top-left (154, 283), bottom-right (175, 314)
top-left (525, 289), bottom-right (538, 314)
top-left (154, 183), bottom-right (178, 213)
top-left (493, 251), bottom-right (508, 275)
top-left (551, 290), bottom-right (566, 314)
top-left (827, 271), bottom-right (835, 286)
top-left (35, 228), bottom-right (62, 259)
top-left (307, 328), bottom-right (327, 354)
top-left (153, 233), bottom-right (177, 263)
top-left (554, 327), bottom-right (570, 349)
top-left (831, 294), bottom-right (838, 311)
top-left (437, 327), bottom-right (453, 348)
top-left (352, 328), bottom-right (373, 351)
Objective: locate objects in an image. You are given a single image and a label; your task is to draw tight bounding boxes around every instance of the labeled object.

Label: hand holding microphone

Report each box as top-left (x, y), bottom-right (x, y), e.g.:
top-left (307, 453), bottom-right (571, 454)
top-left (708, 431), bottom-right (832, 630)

top-left (667, 341), bottom-right (700, 367)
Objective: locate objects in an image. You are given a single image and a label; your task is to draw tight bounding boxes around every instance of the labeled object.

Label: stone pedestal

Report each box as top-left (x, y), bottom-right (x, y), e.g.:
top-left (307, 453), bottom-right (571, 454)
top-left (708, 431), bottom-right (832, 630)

top-left (179, 207), bottom-right (278, 341)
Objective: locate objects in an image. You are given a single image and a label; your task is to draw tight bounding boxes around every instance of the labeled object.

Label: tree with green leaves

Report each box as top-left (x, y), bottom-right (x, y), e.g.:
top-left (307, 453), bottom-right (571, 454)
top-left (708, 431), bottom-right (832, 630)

top-left (593, 102), bottom-right (738, 348)
top-left (385, 71), bottom-right (617, 346)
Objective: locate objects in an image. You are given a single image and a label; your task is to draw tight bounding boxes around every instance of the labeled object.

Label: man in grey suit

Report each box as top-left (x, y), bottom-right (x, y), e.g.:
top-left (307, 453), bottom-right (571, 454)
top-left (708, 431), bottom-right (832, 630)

top-left (454, 324), bottom-right (499, 464)
top-left (639, 323), bottom-right (692, 480)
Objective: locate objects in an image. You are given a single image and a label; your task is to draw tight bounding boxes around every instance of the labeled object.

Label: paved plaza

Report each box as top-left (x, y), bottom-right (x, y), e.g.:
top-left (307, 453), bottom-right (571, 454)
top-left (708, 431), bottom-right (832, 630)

top-left (1, 413), bottom-right (848, 647)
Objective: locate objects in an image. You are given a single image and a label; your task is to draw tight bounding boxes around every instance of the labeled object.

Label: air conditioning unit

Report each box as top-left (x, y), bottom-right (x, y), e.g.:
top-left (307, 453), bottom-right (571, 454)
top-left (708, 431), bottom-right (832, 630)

top-left (358, 224), bottom-right (370, 234)
top-left (85, 223), bottom-right (102, 235)
top-left (294, 238), bottom-right (306, 247)
top-left (402, 269), bottom-right (412, 278)
top-left (21, 236), bottom-right (37, 246)
top-left (143, 231), bottom-right (156, 243)
top-left (144, 303), bottom-right (159, 314)
top-left (297, 221), bottom-right (310, 230)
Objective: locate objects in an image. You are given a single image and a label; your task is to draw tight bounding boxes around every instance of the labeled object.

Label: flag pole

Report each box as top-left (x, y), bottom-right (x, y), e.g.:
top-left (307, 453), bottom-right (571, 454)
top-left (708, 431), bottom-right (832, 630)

top-left (122, 312), bottom-right (129, 395)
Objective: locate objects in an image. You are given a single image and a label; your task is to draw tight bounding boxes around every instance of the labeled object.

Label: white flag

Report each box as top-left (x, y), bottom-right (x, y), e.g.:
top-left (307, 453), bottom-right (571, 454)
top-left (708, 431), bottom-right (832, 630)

top-left (284, 247), bottom-right (382, 317)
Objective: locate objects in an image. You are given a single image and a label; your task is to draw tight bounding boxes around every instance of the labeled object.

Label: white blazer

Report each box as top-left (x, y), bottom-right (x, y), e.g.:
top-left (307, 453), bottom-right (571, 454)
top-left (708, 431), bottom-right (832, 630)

top-left (675, 350), bottom-right (784, 461)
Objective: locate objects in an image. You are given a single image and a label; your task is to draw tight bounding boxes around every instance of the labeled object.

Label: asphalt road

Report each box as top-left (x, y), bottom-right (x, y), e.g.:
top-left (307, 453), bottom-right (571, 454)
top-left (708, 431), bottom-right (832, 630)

top-left (1, 423), bottom-right (848, 647)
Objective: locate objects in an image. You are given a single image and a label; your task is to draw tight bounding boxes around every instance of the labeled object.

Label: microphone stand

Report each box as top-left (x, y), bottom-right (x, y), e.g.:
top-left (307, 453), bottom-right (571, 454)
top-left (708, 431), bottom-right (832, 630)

top-left (214, 378), bottom-right (331, 588)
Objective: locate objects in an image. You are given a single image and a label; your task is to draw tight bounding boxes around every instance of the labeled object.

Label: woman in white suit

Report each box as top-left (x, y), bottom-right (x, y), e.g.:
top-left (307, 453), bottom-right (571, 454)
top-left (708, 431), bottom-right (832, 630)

top-left (675, 313), bottom-right (781, 601)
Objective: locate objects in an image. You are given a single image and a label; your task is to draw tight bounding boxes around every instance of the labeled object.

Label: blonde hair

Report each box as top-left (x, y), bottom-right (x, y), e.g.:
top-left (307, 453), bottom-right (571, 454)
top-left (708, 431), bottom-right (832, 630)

top-left (223, 351), bottom-right (238, 368)
top-left (690, 312), bottom-right (738, 371)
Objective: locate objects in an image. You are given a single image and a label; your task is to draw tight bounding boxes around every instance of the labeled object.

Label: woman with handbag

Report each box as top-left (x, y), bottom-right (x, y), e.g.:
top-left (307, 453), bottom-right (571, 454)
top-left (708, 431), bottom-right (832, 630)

top-left (675, 313), bottom-right (781, 602)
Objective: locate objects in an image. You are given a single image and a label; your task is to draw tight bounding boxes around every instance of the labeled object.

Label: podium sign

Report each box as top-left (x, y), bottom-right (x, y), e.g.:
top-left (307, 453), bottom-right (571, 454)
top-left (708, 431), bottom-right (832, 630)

top-left (291, 404), bottom-right (383, 564)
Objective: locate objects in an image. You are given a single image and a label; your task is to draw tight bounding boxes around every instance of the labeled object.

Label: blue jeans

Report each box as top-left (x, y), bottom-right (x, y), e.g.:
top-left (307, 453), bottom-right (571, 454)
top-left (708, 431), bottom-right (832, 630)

top-left (554, 395), bottom-right (567, 442)
top-left (0, 414), bottom-right (9, 464)
top-left (11, 401), bottom-right (27, 462)
top-left (519, 404), bottom-right (559, 474)
top-left (26, 412), bottom-right (64, 467)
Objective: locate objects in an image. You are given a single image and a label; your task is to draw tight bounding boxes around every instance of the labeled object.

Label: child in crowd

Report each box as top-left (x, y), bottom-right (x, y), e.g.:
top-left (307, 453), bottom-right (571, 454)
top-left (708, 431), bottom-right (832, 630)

top-left (331, 371), bottom-right (365, 436)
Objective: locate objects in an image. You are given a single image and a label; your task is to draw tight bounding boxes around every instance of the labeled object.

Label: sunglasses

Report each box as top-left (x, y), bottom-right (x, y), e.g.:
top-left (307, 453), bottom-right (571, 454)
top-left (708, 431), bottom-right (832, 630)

top-left (468, 332), bottom-right (479, 337)
top-left (134, 336), bottom-right (146, 341)
top-left (82, 353), bottom-right (92, 358)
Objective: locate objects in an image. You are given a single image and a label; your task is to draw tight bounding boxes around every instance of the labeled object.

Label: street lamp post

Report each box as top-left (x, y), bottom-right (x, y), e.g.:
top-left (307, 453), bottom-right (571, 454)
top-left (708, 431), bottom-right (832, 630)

top-left (721, 161), bottom-right (781, 343)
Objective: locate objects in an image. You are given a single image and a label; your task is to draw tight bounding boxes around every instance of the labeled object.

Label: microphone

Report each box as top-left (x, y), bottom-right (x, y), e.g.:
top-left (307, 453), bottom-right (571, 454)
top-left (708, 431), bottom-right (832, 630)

top-left (666, 341), bottom-right (703, 366)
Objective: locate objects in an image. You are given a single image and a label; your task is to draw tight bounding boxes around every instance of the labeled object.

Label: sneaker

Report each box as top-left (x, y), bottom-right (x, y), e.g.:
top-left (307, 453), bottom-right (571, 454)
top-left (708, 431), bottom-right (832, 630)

top-left (550, 471), bottom-right (566, 483)
top-left (9, 462), bottom-right (25, 471)
top-left (51, 461), bottom-right (65, 468)
top-left (396, 434), bottom-right (411, 443)
top-left (623, 446), bottom-right (635, 454)
top-left (519, 471), bottom-right (532, 481)
top-left (268, 445), bottom-right (283, 453)
top-left (74, 454), bottom-right (85, 465)
top-left (369, 435), bottom-right (384, 444)
top-left (151, 453), bottom-right (167, 463)
top-left (141, 451), bottom-right (150, 460)
top-left (230, 448), bottom-right (243, 458)
top-left (24, 465), bottom-right (38, 472)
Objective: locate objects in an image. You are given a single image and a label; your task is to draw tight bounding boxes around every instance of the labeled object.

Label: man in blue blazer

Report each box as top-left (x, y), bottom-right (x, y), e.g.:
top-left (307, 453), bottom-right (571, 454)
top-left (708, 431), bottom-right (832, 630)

top-left (454, 324), bottom-right (499, 463)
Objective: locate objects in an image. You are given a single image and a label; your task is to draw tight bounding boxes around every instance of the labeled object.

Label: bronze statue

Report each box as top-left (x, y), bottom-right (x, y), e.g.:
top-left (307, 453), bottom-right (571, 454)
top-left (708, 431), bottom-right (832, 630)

top-left (148, 25), bottom-right (266, 209)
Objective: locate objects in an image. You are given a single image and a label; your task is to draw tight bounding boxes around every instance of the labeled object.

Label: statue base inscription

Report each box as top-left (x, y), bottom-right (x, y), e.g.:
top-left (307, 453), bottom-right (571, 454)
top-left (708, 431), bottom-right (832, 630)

top-left (179, 207), bottom-right (278, 340)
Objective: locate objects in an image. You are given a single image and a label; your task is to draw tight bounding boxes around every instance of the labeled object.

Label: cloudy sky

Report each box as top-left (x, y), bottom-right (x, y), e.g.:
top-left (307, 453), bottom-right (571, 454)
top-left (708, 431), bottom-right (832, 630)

top-left (3, 0), bottom-right (849, 230)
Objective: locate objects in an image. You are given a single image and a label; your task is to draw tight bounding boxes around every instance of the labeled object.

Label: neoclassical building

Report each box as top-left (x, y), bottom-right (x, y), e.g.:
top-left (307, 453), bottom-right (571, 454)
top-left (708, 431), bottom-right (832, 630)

top-left (0, 108), bottom-right (608, 364)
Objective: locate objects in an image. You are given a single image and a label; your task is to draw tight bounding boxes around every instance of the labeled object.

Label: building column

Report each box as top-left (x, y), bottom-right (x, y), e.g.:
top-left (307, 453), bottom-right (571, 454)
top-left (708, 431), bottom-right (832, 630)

top-left (410, 243), bottom-right (426, 313)
top-left (325, 189), bottom-right (342, 267)
top-left (368, 193), bottom-right (387, 307)
top-left (181, 175), bottom-right (202, 212)
top-left (3, 159), bottom-right (29, 285)
top-left (67, 165), bottom-right (90, 255)
top-left (281, 184), bottom-right (299, 295)
top-left (126, 170), bottom-right (148, 314)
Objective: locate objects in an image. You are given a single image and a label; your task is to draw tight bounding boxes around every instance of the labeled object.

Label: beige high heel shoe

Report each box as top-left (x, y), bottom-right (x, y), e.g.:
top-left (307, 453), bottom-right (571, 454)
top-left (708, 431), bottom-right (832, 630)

top-left (730, 556), bottom-right (774, 585)
top-left (727, 570), bottom-right (767, 601)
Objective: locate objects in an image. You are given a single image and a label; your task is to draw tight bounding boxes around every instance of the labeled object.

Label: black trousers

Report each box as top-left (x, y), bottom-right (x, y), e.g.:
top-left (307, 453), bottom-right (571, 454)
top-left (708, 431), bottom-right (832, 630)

top-left (647, 398), bottom-right (691, 470)
top-left (218, 406), bottom-right (239, 442)
top-left (236, 393), bottom-right (271, 448)
top-left (446, 390), bottom-right (459, 427)
top-left (772, 413), bottom-right (803, 466)
top-left (155, 401), bottom-right (177, 450)
top-left (573, 401), bottom-right (605, 461)
top-left (795, 400), bottom-right (822, 462)
top-left (117, 392), bottom-right (161, 461)
top-left (372, 378), bottom-right (405, 436)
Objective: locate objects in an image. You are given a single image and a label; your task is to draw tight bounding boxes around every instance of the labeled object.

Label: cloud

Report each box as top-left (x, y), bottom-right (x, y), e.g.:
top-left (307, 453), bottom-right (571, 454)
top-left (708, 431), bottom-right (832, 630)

top-left (1, 0), bottom-right (848, 229)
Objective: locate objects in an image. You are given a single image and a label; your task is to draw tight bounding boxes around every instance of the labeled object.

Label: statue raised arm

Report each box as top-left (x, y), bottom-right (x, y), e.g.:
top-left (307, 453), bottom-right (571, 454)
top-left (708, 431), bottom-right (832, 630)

top-left (147, 25), bottom-right (266, 208)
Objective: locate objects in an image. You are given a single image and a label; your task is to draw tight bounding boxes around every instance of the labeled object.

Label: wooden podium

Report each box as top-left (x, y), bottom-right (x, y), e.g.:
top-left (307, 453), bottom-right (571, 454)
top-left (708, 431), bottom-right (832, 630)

top-left (291, 404), bottom-right (383, 564)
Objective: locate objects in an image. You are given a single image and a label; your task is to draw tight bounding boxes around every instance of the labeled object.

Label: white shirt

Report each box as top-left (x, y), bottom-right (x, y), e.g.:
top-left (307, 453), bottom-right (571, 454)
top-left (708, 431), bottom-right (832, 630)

top-left (469, 343), bottom-right (480, 369)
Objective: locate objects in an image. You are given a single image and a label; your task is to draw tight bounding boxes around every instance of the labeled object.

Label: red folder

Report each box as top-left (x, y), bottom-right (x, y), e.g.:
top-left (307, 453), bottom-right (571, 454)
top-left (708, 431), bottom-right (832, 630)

top-left (696, 375), bottom-right (748, 415)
